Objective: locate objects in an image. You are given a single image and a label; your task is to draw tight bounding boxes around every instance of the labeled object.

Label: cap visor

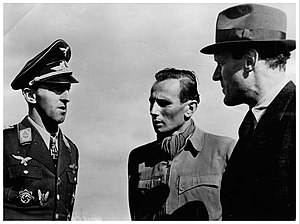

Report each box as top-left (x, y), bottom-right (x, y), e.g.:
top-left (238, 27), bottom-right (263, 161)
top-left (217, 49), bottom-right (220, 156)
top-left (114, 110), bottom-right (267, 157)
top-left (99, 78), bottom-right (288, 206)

top-left (41, 73), bottom-right (79, 84)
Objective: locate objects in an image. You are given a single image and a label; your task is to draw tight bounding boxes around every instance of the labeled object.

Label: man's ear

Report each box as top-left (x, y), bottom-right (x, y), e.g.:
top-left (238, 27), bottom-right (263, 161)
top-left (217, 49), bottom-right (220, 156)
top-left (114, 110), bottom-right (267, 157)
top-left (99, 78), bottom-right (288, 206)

top-left (22, 88), bottom-right (36, 104)
top-left (244, 49), bottom-right (259, 73)
top-left (184, 100), bottom-right (198, 119)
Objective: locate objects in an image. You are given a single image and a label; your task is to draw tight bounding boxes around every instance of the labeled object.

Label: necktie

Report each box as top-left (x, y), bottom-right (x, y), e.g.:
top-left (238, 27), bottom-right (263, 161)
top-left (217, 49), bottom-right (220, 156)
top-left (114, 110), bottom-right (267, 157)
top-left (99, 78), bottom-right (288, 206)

top-left (49, 133), bottom-right (59, 163)
top-left (238, 110), bottom-right (257, 139)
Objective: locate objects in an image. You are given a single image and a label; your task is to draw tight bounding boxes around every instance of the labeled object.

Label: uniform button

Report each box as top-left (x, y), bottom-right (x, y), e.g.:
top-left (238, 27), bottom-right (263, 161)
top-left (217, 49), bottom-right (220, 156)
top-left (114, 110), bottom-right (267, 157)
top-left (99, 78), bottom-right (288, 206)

top-left (57, 177), bottom-right (61, 185)
top-left (55, 213), bottom-right (59, 219)
top-left (74, 177), bottom-right (77, 181)
top-left (57, 194), bottom-right (60, 200)
top-left (23, 170), bottom-right (29, 174)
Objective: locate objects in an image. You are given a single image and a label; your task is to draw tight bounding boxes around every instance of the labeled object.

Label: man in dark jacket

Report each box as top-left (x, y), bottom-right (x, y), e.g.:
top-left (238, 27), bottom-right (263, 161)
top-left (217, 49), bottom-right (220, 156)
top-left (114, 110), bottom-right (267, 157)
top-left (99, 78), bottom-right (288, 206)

top-left (128, 68), bottom-right (236, 220)
top-left (200, 4), bottom-right (296, 220)
top-left (4, 39), bottom-right (79, 220)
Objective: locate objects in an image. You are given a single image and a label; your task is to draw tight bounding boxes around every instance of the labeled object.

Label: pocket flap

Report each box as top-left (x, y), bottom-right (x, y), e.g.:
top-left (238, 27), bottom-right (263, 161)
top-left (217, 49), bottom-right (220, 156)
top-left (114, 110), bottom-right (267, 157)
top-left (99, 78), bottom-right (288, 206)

top-left (138, 177), bottom-right (162, 189)
top-left (8, 165), bottom-right (42, 179)
top-left (179, 175), bottom-right (220, 194)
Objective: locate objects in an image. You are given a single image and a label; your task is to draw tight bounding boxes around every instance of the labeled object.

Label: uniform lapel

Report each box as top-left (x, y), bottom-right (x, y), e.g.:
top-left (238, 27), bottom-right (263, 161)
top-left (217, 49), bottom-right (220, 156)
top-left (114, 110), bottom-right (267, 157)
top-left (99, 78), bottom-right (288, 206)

top-left (57, 130), bottom-right (71, 177)
top-left (20, 117), bottom-right (56, 174)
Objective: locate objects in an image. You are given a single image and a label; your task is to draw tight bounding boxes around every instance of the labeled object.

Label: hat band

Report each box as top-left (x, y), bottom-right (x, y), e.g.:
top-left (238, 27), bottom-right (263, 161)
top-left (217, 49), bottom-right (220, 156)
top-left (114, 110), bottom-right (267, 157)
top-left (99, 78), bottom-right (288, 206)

top-left (216, 29), bottom-right (286, 43)
top-left (28, 69), bottom-right (72, 86)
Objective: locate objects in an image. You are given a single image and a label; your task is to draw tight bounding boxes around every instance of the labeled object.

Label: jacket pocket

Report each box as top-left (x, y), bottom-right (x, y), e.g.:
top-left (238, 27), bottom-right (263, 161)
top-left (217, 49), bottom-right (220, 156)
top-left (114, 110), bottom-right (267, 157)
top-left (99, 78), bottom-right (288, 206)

top-left (67, 171), bottom-right (78, 184)
top-left (8, 165), bottom-right (42, 179)
top-left (178, 175), bottom-right (220, 195)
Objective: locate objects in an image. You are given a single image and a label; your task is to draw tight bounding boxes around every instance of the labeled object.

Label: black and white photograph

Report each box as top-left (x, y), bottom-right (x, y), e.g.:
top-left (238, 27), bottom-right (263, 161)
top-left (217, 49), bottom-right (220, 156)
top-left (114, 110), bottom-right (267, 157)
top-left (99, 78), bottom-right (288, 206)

top-left (2, 1), bottom-right (298, 221)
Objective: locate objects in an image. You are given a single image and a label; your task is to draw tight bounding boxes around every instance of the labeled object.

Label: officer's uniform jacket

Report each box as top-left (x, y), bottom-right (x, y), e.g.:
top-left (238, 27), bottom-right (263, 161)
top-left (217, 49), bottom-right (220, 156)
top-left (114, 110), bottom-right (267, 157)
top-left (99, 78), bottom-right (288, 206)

top-left (128, 126), bottom-right (236, 220)
top-left (221, 81), bottom-right (296, 220)
top-left (3, 116), bottom-right (79, 220)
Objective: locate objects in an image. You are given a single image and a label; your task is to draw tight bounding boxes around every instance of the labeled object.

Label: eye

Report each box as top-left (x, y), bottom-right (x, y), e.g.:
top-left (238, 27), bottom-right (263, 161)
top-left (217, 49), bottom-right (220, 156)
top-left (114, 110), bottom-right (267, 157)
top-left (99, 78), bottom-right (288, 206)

top-left (156, 99), bottom-right (171, 108)
top-left (41, 84), bottom-right (71, 94)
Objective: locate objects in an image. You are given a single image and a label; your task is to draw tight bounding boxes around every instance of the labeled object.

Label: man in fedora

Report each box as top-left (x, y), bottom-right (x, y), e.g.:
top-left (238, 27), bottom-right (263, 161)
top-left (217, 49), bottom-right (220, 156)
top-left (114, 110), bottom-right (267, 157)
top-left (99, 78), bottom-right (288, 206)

top-left (3, 39), bottom-right (79, 220)
top-left (200, 4), bottom-right (296, 220)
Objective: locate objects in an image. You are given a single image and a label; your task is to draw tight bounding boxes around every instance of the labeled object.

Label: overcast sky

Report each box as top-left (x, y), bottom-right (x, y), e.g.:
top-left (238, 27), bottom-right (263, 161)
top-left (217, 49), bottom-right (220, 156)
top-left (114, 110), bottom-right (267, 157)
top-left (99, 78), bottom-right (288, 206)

top-left (3, 2), bottom-right (297, 220)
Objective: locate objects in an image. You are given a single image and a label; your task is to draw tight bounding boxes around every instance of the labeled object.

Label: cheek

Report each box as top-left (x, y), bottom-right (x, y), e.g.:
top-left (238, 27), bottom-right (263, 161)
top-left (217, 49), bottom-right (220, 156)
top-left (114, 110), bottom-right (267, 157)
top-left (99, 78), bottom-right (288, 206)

top-left (37, 97), bottom-right (55, 114)
top-left (162, 107), bottom-right (185, 122)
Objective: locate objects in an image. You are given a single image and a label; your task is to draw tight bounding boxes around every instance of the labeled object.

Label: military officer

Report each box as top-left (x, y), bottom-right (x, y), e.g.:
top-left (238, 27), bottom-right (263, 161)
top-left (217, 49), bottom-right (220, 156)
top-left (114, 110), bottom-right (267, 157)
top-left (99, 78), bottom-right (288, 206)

top-left (3, 39), bottom-right (79, 220)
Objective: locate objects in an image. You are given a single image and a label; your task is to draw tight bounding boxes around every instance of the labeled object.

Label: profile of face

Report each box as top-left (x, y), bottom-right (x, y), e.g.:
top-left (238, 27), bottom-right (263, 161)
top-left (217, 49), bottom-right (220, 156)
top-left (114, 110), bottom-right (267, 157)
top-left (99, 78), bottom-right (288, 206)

top-left (149, 79), bottom-right (189, 135)
top-left (34, 83), bottom-right (71, 124)
top-left (213, 51), bottom-right (248, 106)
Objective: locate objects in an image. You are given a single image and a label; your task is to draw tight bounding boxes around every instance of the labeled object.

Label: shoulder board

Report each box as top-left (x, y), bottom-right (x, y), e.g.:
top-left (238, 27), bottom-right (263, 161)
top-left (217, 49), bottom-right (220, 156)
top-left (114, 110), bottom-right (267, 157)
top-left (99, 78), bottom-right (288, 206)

top-left (3, 125), bottom-right (14, 130)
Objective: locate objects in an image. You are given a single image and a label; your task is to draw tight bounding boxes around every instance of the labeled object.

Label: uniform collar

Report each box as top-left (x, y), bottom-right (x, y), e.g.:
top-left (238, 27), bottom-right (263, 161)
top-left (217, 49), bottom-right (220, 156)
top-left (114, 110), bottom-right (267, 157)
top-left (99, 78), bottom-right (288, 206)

top-left (27, 116), bottom-right (60, 148)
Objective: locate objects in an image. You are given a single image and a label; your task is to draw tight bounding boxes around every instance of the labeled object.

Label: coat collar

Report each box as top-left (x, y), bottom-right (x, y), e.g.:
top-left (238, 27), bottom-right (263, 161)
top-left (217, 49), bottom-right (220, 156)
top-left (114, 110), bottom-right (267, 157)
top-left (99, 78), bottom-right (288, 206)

top-left (18, 116), bottom-right (72, 175)
top-left (248, 81), bottom-right (295, 144)
top-left (187, 126), bottom-right (205, 152)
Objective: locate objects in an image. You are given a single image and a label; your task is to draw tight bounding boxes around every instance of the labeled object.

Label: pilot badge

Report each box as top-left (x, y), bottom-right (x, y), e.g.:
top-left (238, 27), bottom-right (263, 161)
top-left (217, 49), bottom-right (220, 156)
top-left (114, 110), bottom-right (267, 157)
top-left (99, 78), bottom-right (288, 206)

top-left (38, 189), bottom-right (49, 206)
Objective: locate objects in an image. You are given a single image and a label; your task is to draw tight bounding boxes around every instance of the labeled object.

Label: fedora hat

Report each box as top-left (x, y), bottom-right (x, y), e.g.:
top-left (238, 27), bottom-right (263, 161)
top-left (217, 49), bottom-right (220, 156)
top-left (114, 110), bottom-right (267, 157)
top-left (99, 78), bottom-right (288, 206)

top-left (200, 4), bottom-right (296, 55)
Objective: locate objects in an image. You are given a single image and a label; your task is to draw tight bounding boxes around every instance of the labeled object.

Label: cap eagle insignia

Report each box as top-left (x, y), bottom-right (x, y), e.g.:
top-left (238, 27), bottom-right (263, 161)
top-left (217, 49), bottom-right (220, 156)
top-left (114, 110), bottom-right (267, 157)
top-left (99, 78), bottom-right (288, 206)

top-left (59, 46), bottom-right (69, 57)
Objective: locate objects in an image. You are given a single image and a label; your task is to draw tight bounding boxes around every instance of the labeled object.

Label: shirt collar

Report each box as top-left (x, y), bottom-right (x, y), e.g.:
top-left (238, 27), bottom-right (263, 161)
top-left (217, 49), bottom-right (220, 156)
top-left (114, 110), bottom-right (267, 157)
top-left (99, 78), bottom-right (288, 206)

top-left (27, 116), bottom-right (59, 147)
top-left (251, 78), bottom-right (290, 123)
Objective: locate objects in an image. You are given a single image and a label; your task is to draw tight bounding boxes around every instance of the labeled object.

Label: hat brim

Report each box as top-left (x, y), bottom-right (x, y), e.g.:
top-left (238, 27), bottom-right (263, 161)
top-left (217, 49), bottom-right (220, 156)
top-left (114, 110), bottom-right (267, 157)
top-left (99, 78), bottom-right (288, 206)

top-left (200, 39), bottom-right (296, 55)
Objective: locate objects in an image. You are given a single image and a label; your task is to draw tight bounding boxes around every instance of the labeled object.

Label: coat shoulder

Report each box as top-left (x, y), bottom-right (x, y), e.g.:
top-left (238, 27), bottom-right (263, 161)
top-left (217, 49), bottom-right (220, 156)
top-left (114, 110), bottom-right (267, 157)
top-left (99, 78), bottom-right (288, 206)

top-left (200, 129), bottom-right (236, 158)
top-left (62, 134), bottom-right (78, 149)
top-left (3, 124), bottom-right (17, 135)
top-left (205, 131), bottom-right (236, 145)
top-left (3, 124), bottom-right (18, 147)
top-left (129, 141), bottom-right (156, 161)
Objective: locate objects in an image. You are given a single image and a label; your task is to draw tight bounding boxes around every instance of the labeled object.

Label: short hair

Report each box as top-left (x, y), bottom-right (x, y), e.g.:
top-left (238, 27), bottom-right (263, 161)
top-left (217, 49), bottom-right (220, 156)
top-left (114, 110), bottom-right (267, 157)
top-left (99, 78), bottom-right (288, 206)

top-left (231, 46), bottom-right (291, 71)
top-left (154, 68), bottom-right (200, 103)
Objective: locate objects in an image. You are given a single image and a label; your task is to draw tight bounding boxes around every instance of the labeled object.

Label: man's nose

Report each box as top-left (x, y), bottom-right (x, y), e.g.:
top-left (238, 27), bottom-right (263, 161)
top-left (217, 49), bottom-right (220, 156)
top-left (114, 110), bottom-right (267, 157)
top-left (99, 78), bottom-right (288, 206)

top-left (61, 90), bottom-right (70, 102)
top-left (150, 102), bottom-right (160, 116)
top-left (212, 66), bottom-right (221, 81)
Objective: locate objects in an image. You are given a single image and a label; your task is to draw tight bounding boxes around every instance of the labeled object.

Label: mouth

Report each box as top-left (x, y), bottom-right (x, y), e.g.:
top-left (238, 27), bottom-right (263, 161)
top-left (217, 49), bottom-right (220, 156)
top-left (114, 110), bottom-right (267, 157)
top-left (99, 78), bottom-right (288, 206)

top-left (58, 106), bottom-right (67, 112)
top-left (153, 120), bottom-right (164, 127)
top-left (221, 83), bottom-right (226, 93)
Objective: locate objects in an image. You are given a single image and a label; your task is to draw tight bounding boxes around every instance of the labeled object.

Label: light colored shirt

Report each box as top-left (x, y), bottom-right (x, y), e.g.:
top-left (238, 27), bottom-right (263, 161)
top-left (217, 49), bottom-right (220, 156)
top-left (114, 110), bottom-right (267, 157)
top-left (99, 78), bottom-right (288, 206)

top-left (251, 78), bottom-right (290, 126)
top-left (27, 116), bottom-right (59, 150)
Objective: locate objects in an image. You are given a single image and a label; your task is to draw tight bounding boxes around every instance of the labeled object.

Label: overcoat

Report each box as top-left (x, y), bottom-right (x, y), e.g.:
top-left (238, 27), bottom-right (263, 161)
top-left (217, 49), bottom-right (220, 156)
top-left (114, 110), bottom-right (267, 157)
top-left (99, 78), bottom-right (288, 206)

top-left (221, 81), bottom-right (296, 220)
top-left (3, 116), bottom-right (79, 220)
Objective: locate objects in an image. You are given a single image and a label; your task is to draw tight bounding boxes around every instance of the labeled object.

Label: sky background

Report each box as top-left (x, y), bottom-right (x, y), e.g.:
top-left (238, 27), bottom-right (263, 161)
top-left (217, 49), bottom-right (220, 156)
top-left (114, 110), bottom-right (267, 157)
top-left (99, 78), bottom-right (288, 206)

top-left (3, 1), bottom-right (297, 220)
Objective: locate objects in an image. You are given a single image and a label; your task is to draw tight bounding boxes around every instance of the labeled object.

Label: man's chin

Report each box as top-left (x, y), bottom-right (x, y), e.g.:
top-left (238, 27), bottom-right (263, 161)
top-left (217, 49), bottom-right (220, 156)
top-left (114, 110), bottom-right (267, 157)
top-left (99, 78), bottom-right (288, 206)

top-left (223, 97), bottom-right (238, 107)
top-left (55, 117), bottom-right (66, 124)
